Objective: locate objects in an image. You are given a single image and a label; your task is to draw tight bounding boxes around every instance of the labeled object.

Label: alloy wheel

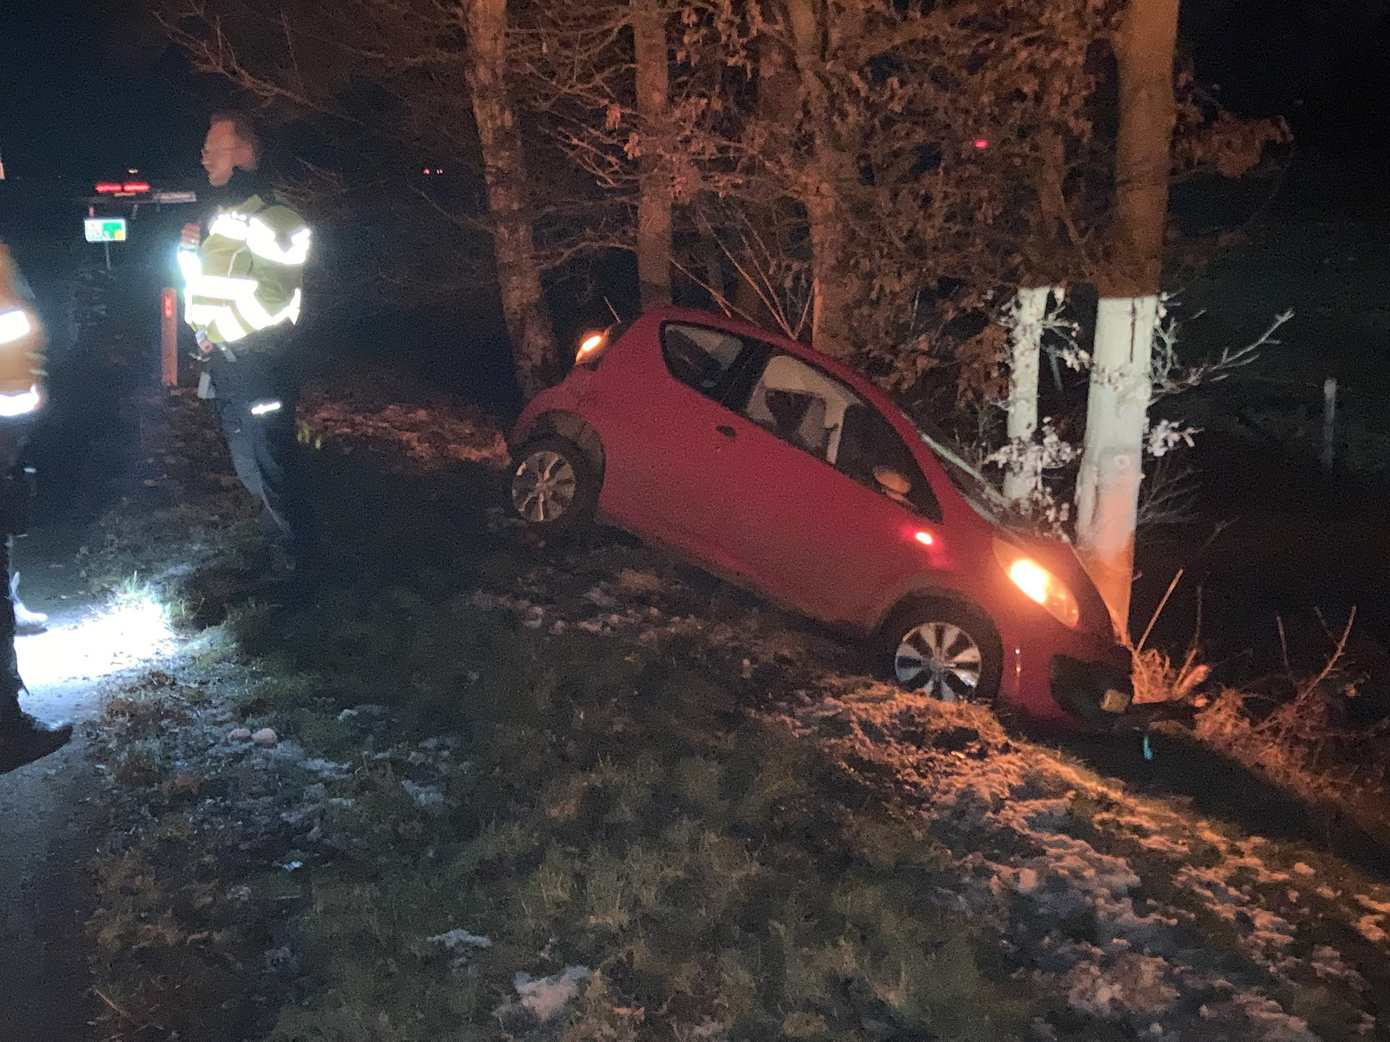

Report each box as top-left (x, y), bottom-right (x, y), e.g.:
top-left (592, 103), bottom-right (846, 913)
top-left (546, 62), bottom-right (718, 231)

top-left (513, 450), bottom-right (578, 523)
top-left (894, 621), bottom-right (984, 702)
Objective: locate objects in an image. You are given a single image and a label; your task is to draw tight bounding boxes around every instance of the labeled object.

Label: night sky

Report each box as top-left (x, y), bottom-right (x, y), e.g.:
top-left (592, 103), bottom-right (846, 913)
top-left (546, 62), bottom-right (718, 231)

top-left (0, 0), bottom-right (204, 181)
top-left (1, 0), bottom-right (1387, 182)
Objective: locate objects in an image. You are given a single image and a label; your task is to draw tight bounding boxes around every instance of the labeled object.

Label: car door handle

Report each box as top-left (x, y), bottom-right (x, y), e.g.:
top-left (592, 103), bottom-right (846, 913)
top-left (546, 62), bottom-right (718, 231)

top-left (715, 424), bottom-right (736, 439)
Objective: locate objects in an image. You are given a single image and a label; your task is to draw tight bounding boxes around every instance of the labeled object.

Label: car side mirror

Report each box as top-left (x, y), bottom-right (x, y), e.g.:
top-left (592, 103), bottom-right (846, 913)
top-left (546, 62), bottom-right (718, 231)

top-left (873, 466), bottom-right (911, 497)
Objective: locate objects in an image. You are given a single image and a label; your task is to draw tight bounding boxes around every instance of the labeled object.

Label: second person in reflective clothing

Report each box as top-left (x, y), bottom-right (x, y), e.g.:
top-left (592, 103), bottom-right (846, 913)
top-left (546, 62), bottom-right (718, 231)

top-left (180, 111), bottom-right (320, 578)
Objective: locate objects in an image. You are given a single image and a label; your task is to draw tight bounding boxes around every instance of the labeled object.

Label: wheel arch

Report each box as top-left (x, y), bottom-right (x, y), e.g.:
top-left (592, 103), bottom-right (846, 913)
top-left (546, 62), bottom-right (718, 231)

top-left (517, 411), bottom-right (605, 480)
top-left (874, 586), bottom-right (1000, 646)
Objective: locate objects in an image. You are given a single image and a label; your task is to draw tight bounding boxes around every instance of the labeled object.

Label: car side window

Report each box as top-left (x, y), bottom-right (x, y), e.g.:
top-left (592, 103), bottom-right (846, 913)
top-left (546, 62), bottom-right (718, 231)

top-left (661, 322), bottom-right (747, 397)
top-left (836, 403), bottom-right (941, 520)
top-left (742, 352), bottom-right (847, 460)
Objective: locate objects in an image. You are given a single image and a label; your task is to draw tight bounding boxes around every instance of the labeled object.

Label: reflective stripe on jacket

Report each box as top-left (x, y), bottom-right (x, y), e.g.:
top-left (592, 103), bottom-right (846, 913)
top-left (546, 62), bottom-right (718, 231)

top-left (180, 192), bottom-right (309, 347)
top-left (0, 244), bottom-right (45, 418)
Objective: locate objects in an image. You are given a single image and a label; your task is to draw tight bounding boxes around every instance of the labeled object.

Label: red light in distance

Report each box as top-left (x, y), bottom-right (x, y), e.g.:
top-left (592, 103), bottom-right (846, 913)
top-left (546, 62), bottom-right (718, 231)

top-left (122, 181), bottom-right (150, 193)
top-left (94, 182), bottom-right (123, 193)
top-left (972, 138), bottom-right (990, 150)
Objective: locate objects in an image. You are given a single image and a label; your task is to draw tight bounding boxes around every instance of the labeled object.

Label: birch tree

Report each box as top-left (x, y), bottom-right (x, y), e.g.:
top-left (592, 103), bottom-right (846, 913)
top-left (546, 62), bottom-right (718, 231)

top-left (1075, 0), bottom-right (1182, 632)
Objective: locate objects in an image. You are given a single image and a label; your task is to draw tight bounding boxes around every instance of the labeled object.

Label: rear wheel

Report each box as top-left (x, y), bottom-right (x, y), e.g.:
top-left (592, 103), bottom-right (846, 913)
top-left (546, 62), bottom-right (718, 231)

top-left (510, 436), bottom-right (599, 534)
top-left (882, 600), bottom-right (1001, 704)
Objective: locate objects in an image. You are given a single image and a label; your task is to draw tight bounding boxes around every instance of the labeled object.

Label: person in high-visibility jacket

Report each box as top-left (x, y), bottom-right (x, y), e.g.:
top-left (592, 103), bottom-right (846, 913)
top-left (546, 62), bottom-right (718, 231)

top-left (0, 242), bottom-right (72, 773)
top-left (179, 112), bottom-right (319, 577)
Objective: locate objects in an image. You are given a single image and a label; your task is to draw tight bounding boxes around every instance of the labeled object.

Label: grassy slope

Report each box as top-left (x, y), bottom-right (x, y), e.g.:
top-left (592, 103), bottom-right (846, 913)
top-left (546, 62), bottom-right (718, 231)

top-left (80, 382), bottom-right (1390, 1042)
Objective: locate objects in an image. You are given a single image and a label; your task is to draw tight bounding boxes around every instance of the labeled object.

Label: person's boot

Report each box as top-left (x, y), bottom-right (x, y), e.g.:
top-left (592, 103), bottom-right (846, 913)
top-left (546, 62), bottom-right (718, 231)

top-left (0, 693), bottom-right (72, 774)
top-left (11, 572), bottom-right (48, 635)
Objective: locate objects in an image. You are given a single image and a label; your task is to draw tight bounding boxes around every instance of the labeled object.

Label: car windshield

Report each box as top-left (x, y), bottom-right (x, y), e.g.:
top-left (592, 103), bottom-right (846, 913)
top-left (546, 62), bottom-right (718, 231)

top-left (896, 409), bottom-right (1010, 524)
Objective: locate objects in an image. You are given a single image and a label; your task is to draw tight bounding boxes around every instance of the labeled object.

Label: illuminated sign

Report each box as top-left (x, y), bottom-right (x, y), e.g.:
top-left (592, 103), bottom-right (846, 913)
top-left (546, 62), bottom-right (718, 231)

top-left (84, 218), bottom-right (128, 243)
top-left (94, 181), bottom-right (150, 195)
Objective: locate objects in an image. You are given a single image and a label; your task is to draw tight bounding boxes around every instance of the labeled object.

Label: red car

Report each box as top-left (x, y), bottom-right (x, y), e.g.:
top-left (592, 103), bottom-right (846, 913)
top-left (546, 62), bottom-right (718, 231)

top-left (509, 307), bottom-right (1134, 728)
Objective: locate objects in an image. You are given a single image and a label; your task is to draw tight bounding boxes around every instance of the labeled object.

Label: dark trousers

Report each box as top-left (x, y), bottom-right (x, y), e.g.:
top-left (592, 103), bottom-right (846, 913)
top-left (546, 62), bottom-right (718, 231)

top-left (0, 535), bottom-right (19, 723)
top-left (0, 430), bottom-right (27, 720)
top-left (208, 344), bottom-right (317, 558)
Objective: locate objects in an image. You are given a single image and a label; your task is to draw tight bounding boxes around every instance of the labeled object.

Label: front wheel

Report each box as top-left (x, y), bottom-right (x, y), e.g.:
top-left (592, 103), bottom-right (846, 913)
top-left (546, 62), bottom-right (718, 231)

top-left (882, 600), bottom-right (1002, 704)
top-left (510, 436), bottom-right (599, 534)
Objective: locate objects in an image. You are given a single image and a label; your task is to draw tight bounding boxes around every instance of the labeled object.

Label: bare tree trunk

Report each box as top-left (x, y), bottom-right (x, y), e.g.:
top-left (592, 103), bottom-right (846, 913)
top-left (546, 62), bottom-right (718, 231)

top-left (732, 36), bottom-right (799, 328)
top-left (1003, 286), bottom-right (1050, 504)
top-left (464, 0), bottom-right (555, 398)
top-left (632, 0), bottom-right (672, 308)
top-left (1075, 0), bottom-right (1180, 634)
top-left (786, 0), bottom-right (860, 358)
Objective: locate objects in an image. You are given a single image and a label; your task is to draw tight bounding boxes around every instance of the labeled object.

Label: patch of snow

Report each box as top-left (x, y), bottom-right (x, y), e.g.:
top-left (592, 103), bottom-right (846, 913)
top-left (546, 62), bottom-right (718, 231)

top-left (583, 586), bottom-right (619, 609)
top-left (1355, 915), bottom-right (1388, 945)
top-left (1308, 945), bottom-right (1368, 990)
top-left (301, 758), bottom-right (350, 778)
top-left (1065, 954), bottom-right (1178, 1019)
top-left (1229, 994), bottom-right (1318, 1042)
top-left (427, 928), bottom-right (492, 951)
top-left (270, 740), bottom-right (305, 763)
top-left (402, 780), bottom-right (445, 810)
top-left (512, 965), bottom-right (590, 1023)
top-left (615, 568), bottom-right (665, 594)
top-left (337, 703), bottom-right (388, 722)
top-left (1354, 893), bottom-right (1390, 916)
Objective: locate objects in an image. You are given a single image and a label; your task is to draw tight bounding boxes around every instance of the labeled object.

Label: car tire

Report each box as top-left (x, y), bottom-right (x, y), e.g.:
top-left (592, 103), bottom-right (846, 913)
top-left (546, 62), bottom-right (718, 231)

top-left (510, 436), bottom-right (599, 534)
top-left (882, 599), bottom-right (1002, 704)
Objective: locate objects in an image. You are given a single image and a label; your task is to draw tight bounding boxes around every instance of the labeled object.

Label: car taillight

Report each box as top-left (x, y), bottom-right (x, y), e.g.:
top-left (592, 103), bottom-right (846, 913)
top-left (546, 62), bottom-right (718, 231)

top-left (574, 330), bottom-right (609, 366)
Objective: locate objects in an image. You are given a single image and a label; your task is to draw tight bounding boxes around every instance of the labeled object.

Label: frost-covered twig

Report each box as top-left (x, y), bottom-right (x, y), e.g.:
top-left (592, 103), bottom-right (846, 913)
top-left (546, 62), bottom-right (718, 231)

top-left (1151, 306), bottom-right (1293, 401)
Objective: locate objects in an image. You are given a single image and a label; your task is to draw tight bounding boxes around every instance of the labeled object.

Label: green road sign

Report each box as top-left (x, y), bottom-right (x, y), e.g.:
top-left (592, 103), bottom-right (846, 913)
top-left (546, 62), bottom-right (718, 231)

top-left (84, 217), bottom-right (128, 243)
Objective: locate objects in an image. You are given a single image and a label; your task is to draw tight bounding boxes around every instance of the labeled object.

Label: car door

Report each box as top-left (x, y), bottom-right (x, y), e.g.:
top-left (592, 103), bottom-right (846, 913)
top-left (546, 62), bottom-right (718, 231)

top-left (585, 319), bottom-right (760, 575)
top-left (708, 350), bottom-right (946, 630)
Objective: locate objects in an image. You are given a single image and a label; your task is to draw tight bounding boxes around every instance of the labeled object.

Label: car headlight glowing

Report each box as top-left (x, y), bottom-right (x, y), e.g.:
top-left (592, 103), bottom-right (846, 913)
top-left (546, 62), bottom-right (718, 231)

top-left (993, 538), bottom-right (1080, 629)
top-left (0, 308), bottom-right (33, 345)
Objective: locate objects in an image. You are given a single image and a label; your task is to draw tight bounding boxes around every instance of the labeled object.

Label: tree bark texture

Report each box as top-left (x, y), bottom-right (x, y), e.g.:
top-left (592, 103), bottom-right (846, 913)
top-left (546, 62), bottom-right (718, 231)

top-left (732, 37), bottom-right (800, 328)
top-left (1075, 0), bottom-right (1180, 633)
top-left (785, 0), bottom-right (861, 359)
top-left (632, 0), bottom-right (672, 308)
top-left (1003, 286), bottom-right (1050, 505)
top-left (464, 0), bottom-right (555, 398)
top-left (1102, 0), bottom-right (1180, 299)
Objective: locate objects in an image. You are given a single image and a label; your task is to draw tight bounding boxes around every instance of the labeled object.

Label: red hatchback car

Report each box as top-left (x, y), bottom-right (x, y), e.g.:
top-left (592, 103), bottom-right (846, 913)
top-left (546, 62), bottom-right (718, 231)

top-left (509, 307), bottom-right (1134, 728)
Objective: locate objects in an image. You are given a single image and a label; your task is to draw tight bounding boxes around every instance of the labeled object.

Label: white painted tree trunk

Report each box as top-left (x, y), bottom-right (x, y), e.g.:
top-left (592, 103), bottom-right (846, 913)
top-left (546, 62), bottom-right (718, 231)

top-left (1075, 295), bottom-right (1159, 632)
top-left (1075, 0), bottom-right (1179, 634)
top-left (1003, 286), bottom-right (1050, 504)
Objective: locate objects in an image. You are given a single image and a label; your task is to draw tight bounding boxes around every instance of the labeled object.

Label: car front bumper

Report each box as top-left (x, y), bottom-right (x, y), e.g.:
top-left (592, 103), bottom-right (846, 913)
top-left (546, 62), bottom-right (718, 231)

top-left (996, 620), bottom-right (1153, 731)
